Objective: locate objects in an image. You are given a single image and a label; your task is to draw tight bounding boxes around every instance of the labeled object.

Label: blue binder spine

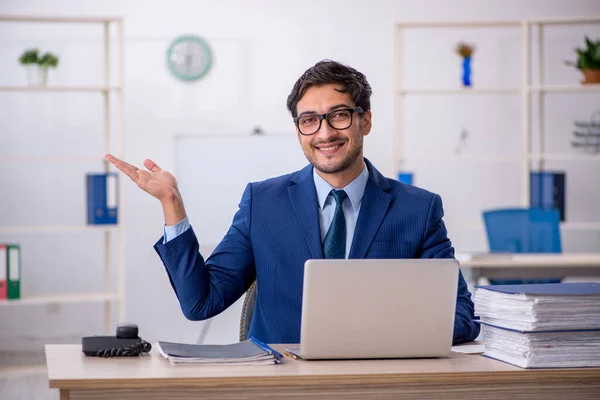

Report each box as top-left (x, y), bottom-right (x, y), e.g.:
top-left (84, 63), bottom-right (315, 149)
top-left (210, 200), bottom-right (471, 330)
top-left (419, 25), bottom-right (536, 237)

top-left (530, 171), bottom-right (566, 221)
top-left (86, 173), bottom-right (118, 224)
top-left (398, 172), bottom-right (413, 185)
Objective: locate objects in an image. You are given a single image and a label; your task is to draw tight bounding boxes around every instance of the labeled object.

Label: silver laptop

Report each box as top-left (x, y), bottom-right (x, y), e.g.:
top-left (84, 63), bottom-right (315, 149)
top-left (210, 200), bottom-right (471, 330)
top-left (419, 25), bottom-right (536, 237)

top-left (288, 259), bottom-right (458, 360)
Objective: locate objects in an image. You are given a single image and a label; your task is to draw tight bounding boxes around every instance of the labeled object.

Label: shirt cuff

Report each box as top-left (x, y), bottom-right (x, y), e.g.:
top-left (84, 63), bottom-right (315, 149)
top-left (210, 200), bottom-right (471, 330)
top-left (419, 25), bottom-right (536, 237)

top-left (163, 216), bottom-right (191, 244)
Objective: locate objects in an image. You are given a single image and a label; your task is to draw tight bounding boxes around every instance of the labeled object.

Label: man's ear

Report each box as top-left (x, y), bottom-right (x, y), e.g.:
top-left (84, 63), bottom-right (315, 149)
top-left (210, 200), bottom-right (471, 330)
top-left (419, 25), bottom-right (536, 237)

top-left (361, 110), bottom-right (372, 136)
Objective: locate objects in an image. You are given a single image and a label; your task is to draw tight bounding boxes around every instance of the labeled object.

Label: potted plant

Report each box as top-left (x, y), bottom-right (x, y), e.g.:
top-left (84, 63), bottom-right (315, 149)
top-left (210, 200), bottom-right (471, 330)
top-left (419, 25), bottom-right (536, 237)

top-left (455, 42), bottom-right (475, 87)
top-left (18, 48), bottom-right (60, 87)
top-left (565, 36), bottom-right (600, 84)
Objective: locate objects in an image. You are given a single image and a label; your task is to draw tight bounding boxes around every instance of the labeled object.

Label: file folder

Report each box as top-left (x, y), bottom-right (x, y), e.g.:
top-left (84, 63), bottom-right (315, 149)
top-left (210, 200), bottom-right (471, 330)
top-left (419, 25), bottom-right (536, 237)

top-left (86, 173), bottom-right (118, 224)
top-left (157, 337), bottom-right (282, 365)
top-left (398, 172), bottom-right (413, 185)
top-left (530, 171), bottom-right (565, 221)
top-left (6, 244), bottom-right (20, 299)
top-left (475, 283), bottom-right (600, 332)
top-left (477, 282), bottom-right (600, 296)
top-left (0, 245), bottom-right (6, 300)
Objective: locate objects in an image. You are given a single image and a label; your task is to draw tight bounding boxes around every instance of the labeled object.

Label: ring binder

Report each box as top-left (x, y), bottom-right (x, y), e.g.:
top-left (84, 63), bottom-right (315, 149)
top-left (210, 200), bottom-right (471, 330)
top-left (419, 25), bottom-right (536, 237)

top-left (86, 173), bottom-right (119, 224)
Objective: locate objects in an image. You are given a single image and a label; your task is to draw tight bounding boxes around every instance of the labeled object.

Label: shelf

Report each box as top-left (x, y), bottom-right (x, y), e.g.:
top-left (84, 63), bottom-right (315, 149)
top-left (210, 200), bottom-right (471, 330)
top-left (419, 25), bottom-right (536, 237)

top-left (561, 223), bottom-right (600, 231)
top-left (529, 84), bottom-right (600, 93)
top-left (402, 153), bottom-right (600, 164)
top-left (531, 16), bottom-right (600, 25)
top-left (0, 85), bottom-right (121, 93)
top-left (398, 88), bottom-right (520, 95)
top-left (399, 85), bottom-right (600, 95)
top-left (0, 15), bottom-right (122, 24)
top-left (395, 21), bottom-right (521, 28)
top-left (528, 153), bottom-right (600, 161)
top-left (0, 292), bottom-right (120, 306)
top-left (399, 155), bottom-right (522, 163)
top-left (446, 222), bottom-right (600, 231)
top-left (0, 225), bottom-right (119, 234)
top-left (395, 17), bottom-right (600, 29)
top-left (0, 155), bottom-right (106, 163)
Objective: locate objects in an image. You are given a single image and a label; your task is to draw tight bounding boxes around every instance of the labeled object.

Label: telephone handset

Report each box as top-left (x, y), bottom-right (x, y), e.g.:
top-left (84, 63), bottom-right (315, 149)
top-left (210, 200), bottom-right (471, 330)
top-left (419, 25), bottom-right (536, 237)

top-left (82, 323), bottom-right (152, 357)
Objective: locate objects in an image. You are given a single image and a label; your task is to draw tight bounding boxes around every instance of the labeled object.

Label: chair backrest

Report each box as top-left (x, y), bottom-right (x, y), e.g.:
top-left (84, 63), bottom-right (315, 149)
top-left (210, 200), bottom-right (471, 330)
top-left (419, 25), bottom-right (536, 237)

top-left (482, 208), bottom-right (561, 253)
top-left (239, 280), bottom-right (257, 342)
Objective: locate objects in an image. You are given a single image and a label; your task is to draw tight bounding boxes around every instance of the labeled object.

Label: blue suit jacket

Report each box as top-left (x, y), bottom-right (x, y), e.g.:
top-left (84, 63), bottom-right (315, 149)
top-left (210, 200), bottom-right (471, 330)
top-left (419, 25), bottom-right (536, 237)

top-left (154, 159), bottom-right (480, 344)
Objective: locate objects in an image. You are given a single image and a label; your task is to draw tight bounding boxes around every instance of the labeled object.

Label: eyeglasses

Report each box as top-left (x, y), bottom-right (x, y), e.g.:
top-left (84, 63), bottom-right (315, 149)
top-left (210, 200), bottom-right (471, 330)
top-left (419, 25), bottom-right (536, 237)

top-left (293, 107), bottom-right (363, 136)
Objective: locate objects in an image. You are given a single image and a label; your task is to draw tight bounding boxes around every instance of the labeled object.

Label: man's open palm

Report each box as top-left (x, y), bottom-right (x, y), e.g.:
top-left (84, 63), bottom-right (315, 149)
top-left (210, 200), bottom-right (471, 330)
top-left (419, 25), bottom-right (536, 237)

top-left (105, 154), bottom-right (179, 203)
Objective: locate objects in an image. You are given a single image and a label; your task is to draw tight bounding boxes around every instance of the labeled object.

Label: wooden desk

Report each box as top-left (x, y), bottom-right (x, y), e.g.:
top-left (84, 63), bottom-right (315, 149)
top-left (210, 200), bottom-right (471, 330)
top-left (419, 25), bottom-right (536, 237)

top-left (457, 253), bottom-right (600, 280)
top-left (46, 344), bottom-right (600, 400)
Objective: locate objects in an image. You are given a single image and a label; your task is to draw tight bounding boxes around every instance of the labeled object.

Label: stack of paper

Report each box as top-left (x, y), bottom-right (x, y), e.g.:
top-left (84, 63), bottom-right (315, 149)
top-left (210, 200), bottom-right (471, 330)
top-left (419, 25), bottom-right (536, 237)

top-left (474, 282), bottom-right (600, 368)
top-left (157, 337), bottom-right (283, 366)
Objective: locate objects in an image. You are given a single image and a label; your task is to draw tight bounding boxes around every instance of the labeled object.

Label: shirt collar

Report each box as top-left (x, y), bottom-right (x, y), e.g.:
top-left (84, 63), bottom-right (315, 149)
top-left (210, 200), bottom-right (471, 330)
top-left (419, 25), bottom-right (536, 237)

top-left (313, 162), bottom-right (369, 211)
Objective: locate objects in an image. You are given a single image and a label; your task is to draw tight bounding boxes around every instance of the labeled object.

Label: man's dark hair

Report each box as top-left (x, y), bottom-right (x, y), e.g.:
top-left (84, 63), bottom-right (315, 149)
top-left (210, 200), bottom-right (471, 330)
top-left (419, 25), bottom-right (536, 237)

top-left (286, 60), bottom-right (372, 118)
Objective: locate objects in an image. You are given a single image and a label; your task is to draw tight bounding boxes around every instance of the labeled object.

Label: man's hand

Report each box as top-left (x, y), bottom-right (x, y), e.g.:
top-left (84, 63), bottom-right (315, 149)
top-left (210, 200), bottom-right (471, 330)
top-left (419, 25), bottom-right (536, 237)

top-left (105, 154), bottom-right (187, 225)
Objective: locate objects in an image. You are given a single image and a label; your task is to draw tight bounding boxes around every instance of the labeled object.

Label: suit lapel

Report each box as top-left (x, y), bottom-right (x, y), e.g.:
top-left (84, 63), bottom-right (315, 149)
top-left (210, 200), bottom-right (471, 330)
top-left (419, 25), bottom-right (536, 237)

top-left (349, 160), bottom-right (392, 259)
top-left (288, 165), bottom-right (324, 259)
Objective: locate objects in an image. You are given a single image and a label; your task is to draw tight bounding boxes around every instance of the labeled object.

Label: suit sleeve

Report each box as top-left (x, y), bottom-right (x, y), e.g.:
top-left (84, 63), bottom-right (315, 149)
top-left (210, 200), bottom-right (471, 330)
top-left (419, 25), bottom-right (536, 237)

top-left (153, 183), bottom-right (257, 320)
top-left (419, 193), bottom-right (480, 344)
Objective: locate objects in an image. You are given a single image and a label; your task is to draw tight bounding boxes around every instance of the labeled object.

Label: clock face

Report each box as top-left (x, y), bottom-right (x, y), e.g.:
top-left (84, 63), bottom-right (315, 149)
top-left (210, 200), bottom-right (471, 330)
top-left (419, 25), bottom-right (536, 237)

top-left (166, 35), bottom-right (212, 81)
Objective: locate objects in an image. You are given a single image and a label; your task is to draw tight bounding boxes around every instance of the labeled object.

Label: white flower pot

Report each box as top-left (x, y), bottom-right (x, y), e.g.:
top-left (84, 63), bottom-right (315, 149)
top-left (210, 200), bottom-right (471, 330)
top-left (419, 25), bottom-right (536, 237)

top-left (25, 64), bottom-right (48, 87)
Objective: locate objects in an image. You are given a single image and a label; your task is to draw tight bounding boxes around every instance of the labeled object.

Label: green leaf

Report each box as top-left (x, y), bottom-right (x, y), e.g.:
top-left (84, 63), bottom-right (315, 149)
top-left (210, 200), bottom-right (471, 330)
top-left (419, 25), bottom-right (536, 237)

top-left (586, 36), bottom-right (594, 53)
top-left (38, 52), bottom-right (59, 68)
top-left (581, 53), bottom-right (592, 69)
top-left (594, 41), bottom-right (600, 63)
top-left (18, 48), bottom-right (39, 65)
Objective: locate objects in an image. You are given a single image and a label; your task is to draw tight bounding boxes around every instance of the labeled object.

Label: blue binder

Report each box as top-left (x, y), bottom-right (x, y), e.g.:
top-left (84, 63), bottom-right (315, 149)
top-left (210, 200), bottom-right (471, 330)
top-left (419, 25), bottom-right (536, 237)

top-left (398, 172), bottom-right (413, 185)
top-left (476, 282), bottom-right (600, 296)
top-left (530, 171), bottom-right (566, 221)
top-left (86, 173), bottom-right (118, 224)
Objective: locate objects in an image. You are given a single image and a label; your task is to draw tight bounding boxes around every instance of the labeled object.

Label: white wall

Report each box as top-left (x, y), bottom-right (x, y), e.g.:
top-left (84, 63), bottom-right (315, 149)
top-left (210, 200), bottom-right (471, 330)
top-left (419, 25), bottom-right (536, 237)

top-left (1, 0), bottom-right (600, 350)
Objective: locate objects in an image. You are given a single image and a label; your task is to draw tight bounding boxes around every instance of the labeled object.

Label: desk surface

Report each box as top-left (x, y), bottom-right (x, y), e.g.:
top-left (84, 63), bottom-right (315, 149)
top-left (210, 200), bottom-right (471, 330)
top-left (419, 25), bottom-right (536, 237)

top-left (46, 344), bottom-right (600, 390)
top-left (457, 253), bottom-right (600, 268)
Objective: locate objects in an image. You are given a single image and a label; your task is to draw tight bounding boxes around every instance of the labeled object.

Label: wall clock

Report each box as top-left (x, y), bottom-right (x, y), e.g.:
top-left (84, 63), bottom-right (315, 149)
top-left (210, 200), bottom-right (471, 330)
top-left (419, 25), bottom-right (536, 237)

top-left (166, 35), bottom-right (212, 81)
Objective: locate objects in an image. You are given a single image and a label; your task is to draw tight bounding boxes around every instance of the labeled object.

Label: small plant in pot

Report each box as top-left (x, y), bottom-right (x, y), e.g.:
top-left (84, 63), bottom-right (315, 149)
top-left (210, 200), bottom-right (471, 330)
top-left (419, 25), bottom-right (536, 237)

top-left (565, 36), bottom-right (600, 84)
top-left (18, 48), bottom-right (60, 87)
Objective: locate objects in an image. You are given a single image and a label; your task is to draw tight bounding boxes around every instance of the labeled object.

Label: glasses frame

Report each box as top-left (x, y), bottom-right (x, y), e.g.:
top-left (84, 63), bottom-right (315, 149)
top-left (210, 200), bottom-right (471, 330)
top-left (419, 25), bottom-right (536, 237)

top-left (293, 106), bottom-right (364, 136)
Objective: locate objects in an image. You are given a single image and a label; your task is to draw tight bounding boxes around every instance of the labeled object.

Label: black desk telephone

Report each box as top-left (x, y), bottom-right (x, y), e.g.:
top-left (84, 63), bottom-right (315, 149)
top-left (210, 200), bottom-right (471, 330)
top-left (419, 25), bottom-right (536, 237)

top-left (82, 323), bottom-right (152, 357)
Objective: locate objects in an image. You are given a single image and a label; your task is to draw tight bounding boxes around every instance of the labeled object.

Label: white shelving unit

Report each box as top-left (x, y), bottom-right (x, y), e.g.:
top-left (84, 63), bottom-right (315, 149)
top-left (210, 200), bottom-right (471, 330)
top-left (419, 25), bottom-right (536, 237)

top-left (0, 85), bottom-right (121, 92)
top-left (528, 18), bottom-right (600, 171)
top-left (395, 17), bottom-right (600, 242)
top-left (0, 15), bottom-right (125, 334)
top-left (398, 88), bottom-right (520, 95)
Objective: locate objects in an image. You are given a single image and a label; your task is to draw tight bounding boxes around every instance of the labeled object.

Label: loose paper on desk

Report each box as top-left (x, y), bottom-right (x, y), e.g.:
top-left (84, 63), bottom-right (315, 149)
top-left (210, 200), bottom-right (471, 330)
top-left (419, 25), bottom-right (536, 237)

top-left (451, 344), bottom-right (484, 354)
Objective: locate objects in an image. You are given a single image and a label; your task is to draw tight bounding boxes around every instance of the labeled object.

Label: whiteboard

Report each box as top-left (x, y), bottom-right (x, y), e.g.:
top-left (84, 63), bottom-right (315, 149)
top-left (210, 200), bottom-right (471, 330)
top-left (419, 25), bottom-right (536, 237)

top-left (174, 135), bottom-right (309, 246)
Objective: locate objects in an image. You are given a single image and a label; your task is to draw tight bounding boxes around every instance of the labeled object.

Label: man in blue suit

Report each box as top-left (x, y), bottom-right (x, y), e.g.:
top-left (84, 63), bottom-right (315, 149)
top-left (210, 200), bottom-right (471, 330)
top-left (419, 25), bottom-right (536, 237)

top-left (106, 60), bottom-right (480, 345)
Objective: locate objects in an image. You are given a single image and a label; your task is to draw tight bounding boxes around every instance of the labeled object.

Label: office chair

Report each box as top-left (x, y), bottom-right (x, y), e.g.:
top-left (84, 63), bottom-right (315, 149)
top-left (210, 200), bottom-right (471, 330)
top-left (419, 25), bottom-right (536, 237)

top-left (483, 208), bottom-right (562, 253)
top-left (482, 207), bottom-right (562, 284)
top-left (239, 280), bottom-right (257, 342)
